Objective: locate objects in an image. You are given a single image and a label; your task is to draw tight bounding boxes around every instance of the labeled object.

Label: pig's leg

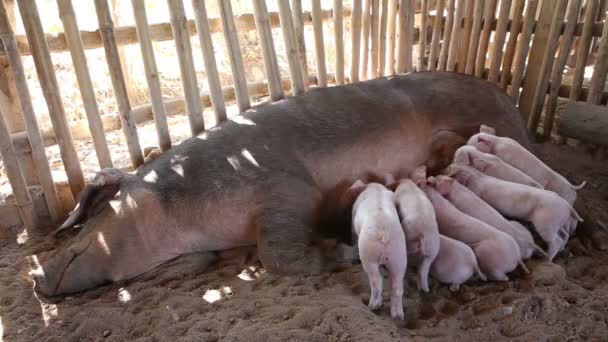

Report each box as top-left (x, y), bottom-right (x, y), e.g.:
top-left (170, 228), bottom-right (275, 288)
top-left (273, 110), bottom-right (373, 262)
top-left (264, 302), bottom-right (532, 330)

top-left (417, 257), bottom-right (432, 293)
top-left (363, 262), bottom-right (384, 311)
top-left (386, 242), bottom-right (406, 319)
top-left (547, 236), bottom-right (564, 261)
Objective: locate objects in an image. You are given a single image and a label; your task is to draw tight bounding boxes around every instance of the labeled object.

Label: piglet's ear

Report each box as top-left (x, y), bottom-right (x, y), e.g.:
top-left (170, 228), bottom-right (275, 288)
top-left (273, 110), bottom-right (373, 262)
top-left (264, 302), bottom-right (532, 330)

top-left (410, 165), bottom-right (427, 184)
top-left (479, 125), bottom-right (496, 135)
top-left (435, 176), bottom-right (454, 195)
top-left (475, 138), bottom-right (492, 153)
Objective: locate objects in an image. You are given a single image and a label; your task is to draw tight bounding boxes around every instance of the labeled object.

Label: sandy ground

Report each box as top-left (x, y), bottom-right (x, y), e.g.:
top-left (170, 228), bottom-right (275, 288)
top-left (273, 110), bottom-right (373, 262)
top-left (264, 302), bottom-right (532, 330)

top-left (0, 140), bottom-right (607, 342)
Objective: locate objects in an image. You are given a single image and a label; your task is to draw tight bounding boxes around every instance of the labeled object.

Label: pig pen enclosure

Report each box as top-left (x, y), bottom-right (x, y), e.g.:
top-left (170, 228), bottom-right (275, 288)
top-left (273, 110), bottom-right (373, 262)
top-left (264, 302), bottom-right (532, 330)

top-left (1, 0), bottom-right (608, 340)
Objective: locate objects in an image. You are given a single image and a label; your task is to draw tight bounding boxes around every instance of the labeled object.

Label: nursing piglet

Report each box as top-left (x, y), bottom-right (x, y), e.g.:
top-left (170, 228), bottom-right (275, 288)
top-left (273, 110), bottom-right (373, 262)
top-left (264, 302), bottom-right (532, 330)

top-left (431, 235), bottom-right (487, 290)
top-left (394, 166), bottom-right (440, 292)
top-left (423, 181), bottom-right (527, 281)
top-left (447, 164), bottom-right (583, 260)
top-left (453, 145), bottom-right (543, 189)
top-left (470, 131), bottom-right (585, 204)
top-left (429, 175), bottom-right (545, 259)
top-left (352, 181), bottom-right (407, 320)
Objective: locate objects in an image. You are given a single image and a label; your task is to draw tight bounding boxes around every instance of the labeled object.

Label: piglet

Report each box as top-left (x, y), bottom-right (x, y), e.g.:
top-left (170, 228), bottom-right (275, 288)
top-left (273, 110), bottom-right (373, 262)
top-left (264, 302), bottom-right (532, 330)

top-left (351, 181), bottom-right (407, 320)
top-left (431, 235), bottom-right (487, 290)
top-left (429, 175), bottom-right (545, 259)
top-left (423, 181), bottom-right (527, 281)
top-left (453, 145), bottom-right (543, 189)
top-left (447, 164), bottom-right (583, 260)
top-left (469, 129), bottom-right (585, 204)
top-left (394, 166), bottom-right (440, 292)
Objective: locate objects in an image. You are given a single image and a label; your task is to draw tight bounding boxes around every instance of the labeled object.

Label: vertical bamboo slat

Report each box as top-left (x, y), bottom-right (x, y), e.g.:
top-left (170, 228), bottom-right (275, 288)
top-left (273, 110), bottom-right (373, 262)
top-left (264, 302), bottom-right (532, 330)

top-left (131, 0), bottom-right (172, 152)
top-left (351, 0), bottom-right (363, 82)
top-left (509, 0), bottom-right (538, 100)
top-left (0, 2), bottom-right (62, 223)
top-left (457, 0), bottom-right (474, 72)
top-left (18, 0), bottom-right (85, 198)
top-left (397, 0), bottom-right (414, 72)
top-left (278, 1), bottom-right (305, 93)
top-left (218, 0), bottom-right (251, 112)
top-left (334, 0), bottom-right (345, 84)
top-left (418, 0), bottom-right (429, 71)
top-left (446, 0), bottom-right (464, 72)
top-left (361, 0), bottom-right (371, 79)
top-left (370, 0), bottom-right (380, 78)
top-left (252, 0), bottom-right (284, 99)
top-left (193, 0), bottom-right (227, 123)
top-left (570, 0), bottom-right (600, 102)
top-left (386, 0), bottom-right (398, 74)
top-left (499, 0), bottom-right (525, 89)
top-left (464, 0), bottom-right (484, 74)
top-left (543, 0), bottom-right (583, 139)
top-left (378, 0), bottom-right (388, 76)
top-left (438, 0), bottom-right (455, 71)
top-left (167, 0), bottom-right (205, 135)
top-left (311, 0), bottom-right (328, 87)
top-left (587, 18), bottom-right (608, 104)
top-left (58, 0), bottom-right (114, 166)
top-left (428, 0), bottom-right (446, 70)
top-left (291, 0), bottom-right (310, 87)
top-left (474, 0), bottom-right (497, 77)
top-left (487, 0), bottom-right (512, 83)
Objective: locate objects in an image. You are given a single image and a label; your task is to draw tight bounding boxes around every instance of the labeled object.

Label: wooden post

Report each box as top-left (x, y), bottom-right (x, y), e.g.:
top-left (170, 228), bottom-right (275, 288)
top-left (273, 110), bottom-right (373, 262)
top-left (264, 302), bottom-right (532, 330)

top-left (0, 0), bottom-right (25, 135)
top-left (446, 0), bottom-right (464, 72)
top-left (334, 0), bottom-right (346, 84)
top-left (131, 0), bottom-right (172, 152)
top-left (18, 0), bottom-right (84, 199)
top-left (457, 0), bottom-right (475, 72)
top-left (193, 0), bottom-right (227, 123)
top-left (397, 0), bottom-right (414, 72)
top-left (464, 0), bottom-right (484, 74)
top-left (361, 0), bottom-right (371, 79)
top-left (386, 0), bottom-right (398, 75)
top-left (351, 0), bottom-right (363, 82)
top-left (474, 0), bottom-right (497, 77)
top-left (167, 0), bottom-right (206, 134)
top-left (509, 0), bottom-right (538, 100)
top-left (311, 0), bottom-right (328, 87)
top-left (277, 0), bottom-right (305, 93)
top-left (487, 0), bottom-right (512, 83)
top-left (499, 0), bottom-right (525, 89)
top-left (378, 0), bottom-right (389, 76)
top-left (428, 0), bottom-right (446, 70)
top-left (291, 0), bottom-right (310, 87)
top-left (0, 2), bottom-right (62, 223)
top-left (57, 0), bottom-right (114, 166)
top-left (587, 17), bottom-right (608, 104)
top-left (0, 107), bottom-right (36, 229)
top-left (570, 0), bottom-right (600, 102)
top-left (218, 0), bottom-right (250, 112)
top-left (418, 0), bottom-right (429, 71)
top-left (543, 0), bottom-right (583, 139)
top-left (526, 0), bottom-right (568, 132)
top-left (370, 0), bottom-right (380, 78)
top-left (252, 0), bottom-right (284, 100)
top-left (438, 0), bottom-right (455, 71)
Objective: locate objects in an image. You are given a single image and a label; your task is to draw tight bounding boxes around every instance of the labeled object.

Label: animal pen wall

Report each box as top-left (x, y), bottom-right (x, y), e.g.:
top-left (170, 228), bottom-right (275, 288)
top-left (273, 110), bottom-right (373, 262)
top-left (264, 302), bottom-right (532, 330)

top-left (0, 0), bottom-right (607, 234)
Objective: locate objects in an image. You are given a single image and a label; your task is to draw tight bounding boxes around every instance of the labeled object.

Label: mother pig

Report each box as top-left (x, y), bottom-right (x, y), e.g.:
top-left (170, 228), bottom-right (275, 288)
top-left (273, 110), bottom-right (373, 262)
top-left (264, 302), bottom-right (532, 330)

top-left (33, 71), bottom-right (529, 296)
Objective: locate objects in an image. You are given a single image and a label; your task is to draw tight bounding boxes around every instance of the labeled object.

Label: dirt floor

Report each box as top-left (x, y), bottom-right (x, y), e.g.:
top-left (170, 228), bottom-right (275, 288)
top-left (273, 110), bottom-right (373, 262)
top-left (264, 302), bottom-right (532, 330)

top-left (0, 140), bottom-right (607, 342)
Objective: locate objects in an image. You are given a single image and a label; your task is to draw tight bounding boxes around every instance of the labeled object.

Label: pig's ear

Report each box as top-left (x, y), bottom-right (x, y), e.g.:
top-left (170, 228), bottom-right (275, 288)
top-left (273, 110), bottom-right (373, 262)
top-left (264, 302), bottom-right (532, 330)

top-left (54, 168), bottom-right (125, 236)
top-left (479, 125), bottom-right (496, 135)
top-left (475, 137), bottom-right (492, 153)
top-left (435, 177), bottom-right (454, 195)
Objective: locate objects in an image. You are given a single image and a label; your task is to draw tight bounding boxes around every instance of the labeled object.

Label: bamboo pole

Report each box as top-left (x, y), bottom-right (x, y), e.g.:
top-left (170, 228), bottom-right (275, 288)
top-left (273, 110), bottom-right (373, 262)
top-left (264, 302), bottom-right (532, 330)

top-left (0, 2), bottom-right (62, 223)
top-left (509, 0), bottom-right (538, 100)
top-left (397, 0), bottom-right (414, 72)
top-left (386, 0), bottom-right (398, 74)
top-left (527, 0), bottom-right (568, 132)
top-left (131, 0), bottom-right (172, 152)
top-left (18, 0), bottom-right (84, 198)
top-left (464, 0), bottom-right (483, 74)
top-left (167, 0), bottom-right (205, 136)
top-left (438, 0), bottom-right (455, 71)
top-left (193, 0), bottom-right (227, 123)
top-left (457, 0), bottom-right (474, 72)
top-left (587, 17), bottom-right (608, 104)
top-left (361, 0), bottom-right (371, 79)
top-left (58, 0), bottom-right (114, 167)
top-left (499, 0), bottom-right (524, 89)
top-left (252, 0), bottom-right (284, 100)
top-left (351, 0), bottom-right (363, 81)
top-left (370, 0), bottom-right (380, 78)
top-left (418, 0), bottom-right (429, 71)
top-left (218, 0), bottom-right (250, 112)
top-left (378, 0), bottom-right (388, 76)
top-left (334, 0), bottom-right (345, 84)
top-left (277, 0), bottom-right (305, 93)
top-left (474, 0), bottom-right (497, 77)
top-left (292, 0), bottom-right (310, 87)
top-left (570, 0), bottom-right (600, 102)
top-left (311, 0), bottom-right (328, 87)
top-left (0, 107), bottom-right (36, 229)
top-left (446, 0), bottom-right (464, 72)
top-left (543, 0), bottom-right (583, 139)
top-left (428, 0), bottom-right (445, 70)
top-left (487, 0), bottom-right (512, 83)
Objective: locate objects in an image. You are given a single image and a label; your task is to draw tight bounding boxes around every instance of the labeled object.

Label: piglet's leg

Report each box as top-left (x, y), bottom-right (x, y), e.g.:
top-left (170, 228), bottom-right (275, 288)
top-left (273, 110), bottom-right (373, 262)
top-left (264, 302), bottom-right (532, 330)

top-left (386, 255), bottom-right (406, 320)
top-left (363, 263), bottom-right (384, 311)
top-left (547, 236), bottom-right (564, 261)
top-left (417, 257), bottom-right (432, 293)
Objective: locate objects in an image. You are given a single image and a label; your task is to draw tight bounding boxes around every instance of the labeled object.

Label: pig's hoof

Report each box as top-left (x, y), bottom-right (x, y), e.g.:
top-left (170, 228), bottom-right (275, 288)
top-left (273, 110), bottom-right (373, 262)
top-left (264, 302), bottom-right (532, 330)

top-left (449, 283), bottom-right (460, 292)
top-left (368, 300), bottom-right (382, 311)
top-left (391, 307), bottom-right (404, 320)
